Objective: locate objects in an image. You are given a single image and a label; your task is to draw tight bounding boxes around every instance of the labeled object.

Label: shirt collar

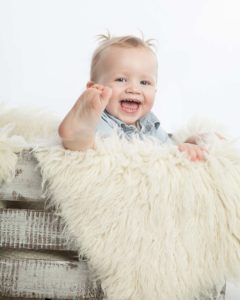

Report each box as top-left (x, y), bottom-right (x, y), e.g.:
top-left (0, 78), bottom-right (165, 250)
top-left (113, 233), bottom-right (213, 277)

top-left (103, 110), bottom-right (160, 131)
top-left (139, 112), bottom-right (160, 130)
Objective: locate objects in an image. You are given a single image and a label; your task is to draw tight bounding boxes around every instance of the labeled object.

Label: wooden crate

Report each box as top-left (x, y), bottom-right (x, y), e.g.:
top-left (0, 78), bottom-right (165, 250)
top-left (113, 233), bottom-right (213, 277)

top-left (0, 150), bottom-right (103, 299)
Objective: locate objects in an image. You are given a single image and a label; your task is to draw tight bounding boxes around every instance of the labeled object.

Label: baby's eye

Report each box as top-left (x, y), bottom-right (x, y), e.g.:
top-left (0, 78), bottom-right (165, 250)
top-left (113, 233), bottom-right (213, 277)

top-left (115, 77), bottom-right (127, 82)
top-left (140, 80), bottom-right (151, 86)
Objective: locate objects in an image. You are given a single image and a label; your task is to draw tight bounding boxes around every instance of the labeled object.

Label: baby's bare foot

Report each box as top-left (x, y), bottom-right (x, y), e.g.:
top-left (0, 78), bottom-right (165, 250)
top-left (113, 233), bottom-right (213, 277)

top-left (58, 85), bottom-right (112, 150)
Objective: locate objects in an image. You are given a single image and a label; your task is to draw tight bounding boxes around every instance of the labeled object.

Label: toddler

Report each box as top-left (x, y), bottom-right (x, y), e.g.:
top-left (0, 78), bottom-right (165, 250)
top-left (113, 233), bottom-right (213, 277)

top-left (58, 34), bottom-right (205, 161)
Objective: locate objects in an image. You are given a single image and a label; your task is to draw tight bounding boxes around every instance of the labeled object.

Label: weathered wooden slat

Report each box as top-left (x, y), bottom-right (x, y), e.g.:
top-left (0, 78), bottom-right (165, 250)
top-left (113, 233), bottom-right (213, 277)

top-left (0, 208), bottom-right (77, 251)
top-left (0, 149), bottom-right (104, 298)
top-left (0, 257), bottom-right (103, 299)
top-left (0, 297), bottom-right (86, 300)
top-left (0, 296), bottom-right (49, 300)
top-left (0, 296), bottom-right (91, 300)
top-left (0, 149), bottom-right (42, 202)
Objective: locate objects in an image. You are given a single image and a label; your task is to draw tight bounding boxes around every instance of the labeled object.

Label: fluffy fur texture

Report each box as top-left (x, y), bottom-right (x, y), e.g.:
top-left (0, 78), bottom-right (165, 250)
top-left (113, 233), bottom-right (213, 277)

top-left (0, 126), bottom-right (18, 185)
top-left (0, 104), bottom-right (59, 143)
top-left (1, 106), bottom-right (240, 299)
top-left (35, 137), bottom-right (240, 300)
top-left (0, 105), bottom-right (59, 183)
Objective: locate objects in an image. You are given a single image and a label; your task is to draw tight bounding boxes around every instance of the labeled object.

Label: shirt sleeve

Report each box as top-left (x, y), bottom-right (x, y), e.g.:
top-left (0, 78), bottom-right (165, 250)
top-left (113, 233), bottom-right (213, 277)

top-left (154, 126), bottom-right (174, 144)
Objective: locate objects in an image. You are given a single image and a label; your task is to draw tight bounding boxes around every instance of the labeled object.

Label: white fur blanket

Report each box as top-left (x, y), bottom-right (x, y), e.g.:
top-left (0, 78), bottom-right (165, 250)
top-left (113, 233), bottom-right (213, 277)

top-left (1, 106), bottom-right (240, 299)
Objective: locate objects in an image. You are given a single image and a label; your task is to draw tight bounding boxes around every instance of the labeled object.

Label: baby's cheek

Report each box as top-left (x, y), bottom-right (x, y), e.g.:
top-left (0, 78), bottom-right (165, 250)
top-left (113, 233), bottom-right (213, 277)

top-left (105, 99), bottom-right (118, 114)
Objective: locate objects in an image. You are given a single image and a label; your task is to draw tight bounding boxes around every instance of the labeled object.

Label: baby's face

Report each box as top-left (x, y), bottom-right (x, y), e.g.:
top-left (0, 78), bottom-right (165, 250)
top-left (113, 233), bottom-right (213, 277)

top-left (94, 46), bottom-right (157, 125)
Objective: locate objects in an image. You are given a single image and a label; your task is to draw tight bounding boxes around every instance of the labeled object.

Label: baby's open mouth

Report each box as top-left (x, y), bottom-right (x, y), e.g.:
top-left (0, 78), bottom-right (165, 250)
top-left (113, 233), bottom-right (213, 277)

top-left (120, 99), bottom-right (141, 113)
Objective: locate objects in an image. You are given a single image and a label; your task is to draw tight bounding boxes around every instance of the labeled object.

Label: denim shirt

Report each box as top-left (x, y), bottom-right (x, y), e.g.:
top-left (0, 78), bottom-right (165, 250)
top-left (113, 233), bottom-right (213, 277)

top-left (96, 110), bottom-right (171, 143)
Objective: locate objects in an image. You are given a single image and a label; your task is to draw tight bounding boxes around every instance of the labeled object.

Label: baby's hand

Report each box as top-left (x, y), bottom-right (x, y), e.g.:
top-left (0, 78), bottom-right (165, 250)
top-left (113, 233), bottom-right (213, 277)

top-left (177, 143), bottom-right (206, 162)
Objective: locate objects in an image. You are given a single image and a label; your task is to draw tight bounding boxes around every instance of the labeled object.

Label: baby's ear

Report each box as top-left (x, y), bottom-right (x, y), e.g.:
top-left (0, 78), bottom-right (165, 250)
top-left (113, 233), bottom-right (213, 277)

top-left (86, 81), bottom-right (95, 88)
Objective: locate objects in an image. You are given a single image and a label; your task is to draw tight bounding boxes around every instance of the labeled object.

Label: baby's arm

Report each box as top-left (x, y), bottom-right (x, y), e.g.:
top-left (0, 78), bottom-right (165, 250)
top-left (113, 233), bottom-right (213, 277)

top-left (58, 84), bottom-right (112, 151)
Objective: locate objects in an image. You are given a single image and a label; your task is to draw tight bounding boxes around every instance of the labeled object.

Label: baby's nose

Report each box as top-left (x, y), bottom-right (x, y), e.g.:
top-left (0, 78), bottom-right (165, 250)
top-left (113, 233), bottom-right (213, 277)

top-left (125, 84), bottom-right (141, 94)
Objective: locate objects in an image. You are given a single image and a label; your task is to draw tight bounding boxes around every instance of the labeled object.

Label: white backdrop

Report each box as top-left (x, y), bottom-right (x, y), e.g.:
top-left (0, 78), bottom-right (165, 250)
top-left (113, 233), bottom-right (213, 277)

top-left (1, 0), bottom-right (240, 298)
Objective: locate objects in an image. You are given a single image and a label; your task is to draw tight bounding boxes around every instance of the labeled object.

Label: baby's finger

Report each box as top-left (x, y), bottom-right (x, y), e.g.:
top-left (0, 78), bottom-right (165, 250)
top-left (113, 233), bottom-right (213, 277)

top-left (189, 149), bottom-right (198, 161)
top-left (199, 145), bottom-right (208, 152)
top-left (196, 148), bottom-right (205, 161)
top-left (189, 147), bottom-right (205, 161)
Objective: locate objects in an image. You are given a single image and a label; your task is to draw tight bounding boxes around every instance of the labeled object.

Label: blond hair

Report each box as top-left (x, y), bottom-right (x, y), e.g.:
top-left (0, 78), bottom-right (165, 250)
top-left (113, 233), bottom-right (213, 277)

top-left (90, 33), bottom-right (157, 81)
